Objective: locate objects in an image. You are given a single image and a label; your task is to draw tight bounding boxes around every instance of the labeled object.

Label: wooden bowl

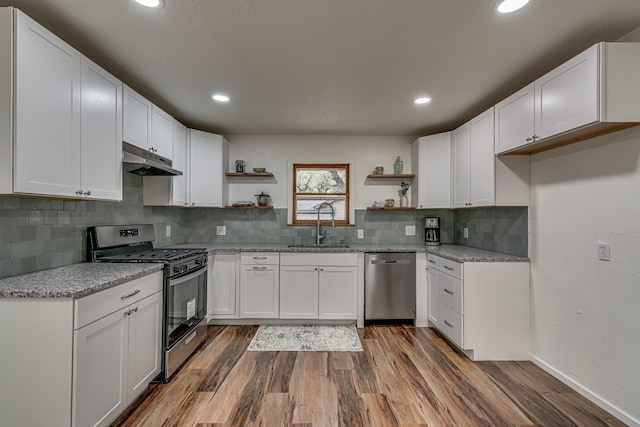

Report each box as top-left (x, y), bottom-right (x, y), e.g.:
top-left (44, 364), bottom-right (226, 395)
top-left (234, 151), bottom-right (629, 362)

top-left (253, 168), bottom-right (266, 173)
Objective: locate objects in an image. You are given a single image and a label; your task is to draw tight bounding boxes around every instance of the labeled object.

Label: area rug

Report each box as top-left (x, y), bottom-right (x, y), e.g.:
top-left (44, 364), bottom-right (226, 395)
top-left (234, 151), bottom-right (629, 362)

top-left (247, 325), bottom-right (363, 352)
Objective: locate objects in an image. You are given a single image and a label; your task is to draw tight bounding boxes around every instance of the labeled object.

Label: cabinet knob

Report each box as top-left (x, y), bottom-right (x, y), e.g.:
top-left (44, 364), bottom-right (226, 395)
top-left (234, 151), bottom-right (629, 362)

top-left (84, 191), bottom-right (91, 196)
top-left (533, 134), bottom-right (539, 140)
top-left (75, 189), bottom-right (83, 195)
top-left (526, 137), bottom-right (533, 142)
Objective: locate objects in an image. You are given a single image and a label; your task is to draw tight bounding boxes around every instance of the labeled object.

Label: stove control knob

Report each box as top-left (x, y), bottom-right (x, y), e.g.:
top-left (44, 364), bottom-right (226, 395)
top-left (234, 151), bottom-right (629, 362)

top-left (173, 266), bottom-right (180, 274)
top-left (182, 265), bottom-right (188, 273)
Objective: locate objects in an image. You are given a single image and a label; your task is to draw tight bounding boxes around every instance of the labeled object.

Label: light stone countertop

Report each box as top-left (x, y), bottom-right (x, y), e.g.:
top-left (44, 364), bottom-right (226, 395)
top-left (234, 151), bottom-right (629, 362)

top-left (0, 263), bottom-right (164, 299)
top-left (173, 243), bottom-right (529, 263)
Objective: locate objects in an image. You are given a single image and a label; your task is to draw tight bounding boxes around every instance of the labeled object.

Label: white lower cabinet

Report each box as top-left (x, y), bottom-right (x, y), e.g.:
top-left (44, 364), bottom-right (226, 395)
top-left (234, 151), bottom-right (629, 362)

top-left (207, 253), bottom-right (240, 319)
top-left (279, 253), bottom-right (358, 321)
top-left (73, 272), bottom-right (163, 427)
top-left (240, 253), bottom-right (280, 318)
top-left (0, 271), bottom-right (163, 427)
top-left (426, 254), bottom-right (529, 360)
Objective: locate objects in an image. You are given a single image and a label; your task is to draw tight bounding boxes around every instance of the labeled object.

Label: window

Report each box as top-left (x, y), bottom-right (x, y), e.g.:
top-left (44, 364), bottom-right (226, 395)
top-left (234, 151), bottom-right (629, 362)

top-left (292, 163), bottom-right (350, 225)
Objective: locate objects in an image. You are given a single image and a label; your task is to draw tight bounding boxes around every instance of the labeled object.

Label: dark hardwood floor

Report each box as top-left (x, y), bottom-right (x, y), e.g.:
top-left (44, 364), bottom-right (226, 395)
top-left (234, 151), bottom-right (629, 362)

top-left (114, 325), bottom-right (625, 426)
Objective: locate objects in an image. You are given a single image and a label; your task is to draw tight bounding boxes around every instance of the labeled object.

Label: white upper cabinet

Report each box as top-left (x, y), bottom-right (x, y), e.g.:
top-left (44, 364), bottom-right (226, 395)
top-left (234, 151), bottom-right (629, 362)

top-left (454, 107), bottom-right (529, 208)
top-left (411, 132), bottom-right (451, 209)
top-left (143, 129), bottom-right (228, 207)
top-left (13, 9), bottom-right (81, 197)
top-left (0, 8), bottom-right (122, 200)
top-left (494, 83), bottom-right (535, 154)
top-left (80, 57), bottom-right (123, 201)
top-left (123, 85), bottom-right (153, 152)
top-left (452, 122), bottom-right (471, 208)
top-left (495, 42), bottom-right (640, 155)
top-left (123, 85), bottom-right (175, 160)
top-left (150, 105), bottom-right (174, 159)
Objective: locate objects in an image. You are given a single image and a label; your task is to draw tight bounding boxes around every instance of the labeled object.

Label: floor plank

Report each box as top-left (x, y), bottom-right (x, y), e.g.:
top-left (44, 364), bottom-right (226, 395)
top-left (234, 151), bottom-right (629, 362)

top-left (113, 325), bottom-right (625, 427)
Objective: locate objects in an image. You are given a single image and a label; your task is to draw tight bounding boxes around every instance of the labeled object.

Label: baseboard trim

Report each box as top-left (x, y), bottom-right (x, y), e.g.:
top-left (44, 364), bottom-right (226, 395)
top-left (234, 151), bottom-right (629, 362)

top-left (530, 354), bottom-right (639, 427)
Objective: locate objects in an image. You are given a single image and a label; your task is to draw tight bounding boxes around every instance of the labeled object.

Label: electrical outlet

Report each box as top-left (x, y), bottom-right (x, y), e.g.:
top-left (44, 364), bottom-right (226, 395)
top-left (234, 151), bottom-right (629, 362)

top-left (216, 225), bottom-right (226, 236)
top-left (463, 227), bottom-right (469, 239)
top-left (405, 225), bottom-right (416, 236)
top-left (165, 225), bottom-right (171, 238)
top-left (598, 241), bottom-right (610, 261)
top-left (357, 229), bottom-right (364, 239)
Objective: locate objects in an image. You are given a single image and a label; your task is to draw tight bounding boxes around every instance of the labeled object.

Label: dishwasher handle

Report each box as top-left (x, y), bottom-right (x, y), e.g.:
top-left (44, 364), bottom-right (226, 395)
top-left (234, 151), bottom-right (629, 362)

top-left (370, 259), bottom-right (411, 265)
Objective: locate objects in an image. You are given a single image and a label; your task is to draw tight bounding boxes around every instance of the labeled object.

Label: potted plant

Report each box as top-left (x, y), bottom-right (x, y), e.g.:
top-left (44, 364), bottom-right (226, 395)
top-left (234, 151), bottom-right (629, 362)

top-left (399, 181), bottom-right (410, 207)
top-left (255, 191), bottom-right (271, 206)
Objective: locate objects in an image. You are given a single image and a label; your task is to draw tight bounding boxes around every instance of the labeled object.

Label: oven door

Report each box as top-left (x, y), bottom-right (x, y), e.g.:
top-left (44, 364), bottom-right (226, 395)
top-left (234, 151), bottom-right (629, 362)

top-left (166, 266), bottom-right (207, 348)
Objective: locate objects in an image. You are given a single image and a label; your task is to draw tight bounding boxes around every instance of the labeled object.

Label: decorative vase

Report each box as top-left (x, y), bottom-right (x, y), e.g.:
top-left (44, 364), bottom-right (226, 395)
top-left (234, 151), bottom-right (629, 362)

top-left (399, 195), bottom-right (408, 207)
top-left (257, 196), bottom-right (268, 206)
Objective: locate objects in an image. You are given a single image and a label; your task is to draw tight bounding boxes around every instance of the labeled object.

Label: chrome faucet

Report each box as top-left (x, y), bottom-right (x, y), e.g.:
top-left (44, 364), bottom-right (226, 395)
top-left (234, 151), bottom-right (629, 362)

top-left (316, 202), bottom-right (335, 244)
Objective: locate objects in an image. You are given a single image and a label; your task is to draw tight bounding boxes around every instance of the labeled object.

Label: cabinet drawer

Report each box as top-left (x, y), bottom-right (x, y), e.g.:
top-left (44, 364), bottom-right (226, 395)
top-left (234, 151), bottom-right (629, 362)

top-left (439, 274), bottom-right (463, 315)
top-left (427, 254), bottom-right (439, 269)
top-left (439, 304), bottom-right (464, 348)
top-left (74, 271), bottom-right (163, 329)
top-left (240, 252), bottom-right (279, 265)
top-left (280, 252), bottom-right (358, 266)
top-left (438, 258), bottom-right (463, 279)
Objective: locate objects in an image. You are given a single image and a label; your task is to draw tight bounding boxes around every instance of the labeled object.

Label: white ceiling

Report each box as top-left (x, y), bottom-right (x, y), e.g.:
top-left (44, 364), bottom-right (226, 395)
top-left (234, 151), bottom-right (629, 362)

top-left (2, 0), bottom-right (640, 136)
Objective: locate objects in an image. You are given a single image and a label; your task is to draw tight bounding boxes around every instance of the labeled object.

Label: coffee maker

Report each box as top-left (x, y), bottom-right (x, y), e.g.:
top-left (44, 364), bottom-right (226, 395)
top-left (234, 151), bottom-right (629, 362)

top-left (425, 217), bottom-right (440, 246)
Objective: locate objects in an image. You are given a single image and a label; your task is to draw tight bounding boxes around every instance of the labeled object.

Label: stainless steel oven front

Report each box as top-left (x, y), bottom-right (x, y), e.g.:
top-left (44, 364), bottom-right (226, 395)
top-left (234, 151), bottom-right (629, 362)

top-left (163, 260), bottom-right (207, 381)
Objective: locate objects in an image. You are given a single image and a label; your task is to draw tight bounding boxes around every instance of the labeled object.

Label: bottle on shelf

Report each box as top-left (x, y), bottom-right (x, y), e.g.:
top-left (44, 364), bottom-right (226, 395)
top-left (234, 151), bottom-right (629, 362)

top-left (394, 156), bottom-right (403, 174)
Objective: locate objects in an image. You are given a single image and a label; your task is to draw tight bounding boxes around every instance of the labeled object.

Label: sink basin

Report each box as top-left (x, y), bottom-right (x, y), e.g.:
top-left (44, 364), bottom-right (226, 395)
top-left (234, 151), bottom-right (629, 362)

top-left (287, 243), bottom-right (350, 248)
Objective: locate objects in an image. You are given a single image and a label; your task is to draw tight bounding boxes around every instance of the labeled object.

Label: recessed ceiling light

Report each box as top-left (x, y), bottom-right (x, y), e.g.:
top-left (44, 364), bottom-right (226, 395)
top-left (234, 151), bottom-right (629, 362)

top-left (212, 94), bottom-right (230, 103)
top-left (133, 0), bottom-right (163, 8)
top-left (414, 97), bottom-right (431, 105)
top-left (496, 0), bottom-right (530, 14)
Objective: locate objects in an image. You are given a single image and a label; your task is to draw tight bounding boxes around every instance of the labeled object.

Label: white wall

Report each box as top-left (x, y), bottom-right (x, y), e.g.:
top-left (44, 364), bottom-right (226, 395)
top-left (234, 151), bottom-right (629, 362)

top-left (529, 126), bottom-right (640, 425)
top-left (226, 134), bottom-right (415, 213)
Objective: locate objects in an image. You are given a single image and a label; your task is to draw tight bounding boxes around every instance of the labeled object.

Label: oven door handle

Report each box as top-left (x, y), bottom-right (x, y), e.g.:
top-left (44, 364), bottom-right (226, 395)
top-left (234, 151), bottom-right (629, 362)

top-left (168, 267), bottom-right (206, 287)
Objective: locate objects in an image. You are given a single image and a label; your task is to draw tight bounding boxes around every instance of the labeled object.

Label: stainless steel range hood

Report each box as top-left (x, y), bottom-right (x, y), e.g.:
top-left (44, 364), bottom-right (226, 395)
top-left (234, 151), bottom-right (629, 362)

top-left (122, 142), bottom-right (182, 176)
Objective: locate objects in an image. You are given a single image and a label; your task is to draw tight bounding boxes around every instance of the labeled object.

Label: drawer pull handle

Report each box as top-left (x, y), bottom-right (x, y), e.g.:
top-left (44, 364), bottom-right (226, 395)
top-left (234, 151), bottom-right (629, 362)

top-left (444, 265), bottom-right (454, 271)
top-left (121, 289), bottom-right (141, 300)
top-left (252, 266), bottom-right (267, 271)
top-left (184, 330), bottom-right (198, 345)
top-left (253, 256), bottom-right (267, 260)
top-left (428, 259), bottom-right (436, 264)
top-left (444, 320), bottom-right (454, 328)
top-left (444, 288), bottom-right (454, 295)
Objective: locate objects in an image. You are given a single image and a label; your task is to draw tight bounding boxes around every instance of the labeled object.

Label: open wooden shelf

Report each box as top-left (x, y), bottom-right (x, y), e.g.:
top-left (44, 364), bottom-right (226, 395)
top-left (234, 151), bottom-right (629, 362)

top-left (367, 207), bottom-right (415, 210)
top-left (225, 172), bottom-right (274, 177)
top-left (225, 205), bottom-right (273, 209)
top-left (366, 173), bottom-right (415, 179)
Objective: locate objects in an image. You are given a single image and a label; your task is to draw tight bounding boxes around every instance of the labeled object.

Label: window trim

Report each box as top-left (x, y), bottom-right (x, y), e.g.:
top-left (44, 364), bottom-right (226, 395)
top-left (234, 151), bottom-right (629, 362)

top-left (292, 163), bottom-right (350, 225)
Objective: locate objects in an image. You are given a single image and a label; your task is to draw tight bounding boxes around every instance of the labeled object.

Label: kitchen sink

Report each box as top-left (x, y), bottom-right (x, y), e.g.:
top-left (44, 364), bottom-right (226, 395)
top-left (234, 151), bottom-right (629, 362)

top-left (287, 243), bottom-right (350, 248)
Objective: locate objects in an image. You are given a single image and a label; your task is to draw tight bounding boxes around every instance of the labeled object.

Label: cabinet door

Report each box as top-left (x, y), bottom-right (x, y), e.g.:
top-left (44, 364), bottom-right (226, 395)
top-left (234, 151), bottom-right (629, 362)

top-left (452, 123), bottom-right (471, 208)
top-left (151, 105), bottom-right (174, 159)
top-left (427, 267), bottom-right (439, 326)
top-left (279, 265), bottom-right (318, 319)
top-left (469, 107), bottom-right (495, 207)
top-left (126, 292), bottom-right (162, 401)
top-left (240, 265), bottom-right (279, 318)
top-left (14, 10), bottom-right (81, 197)
top-left (73, 309), bottom-right (127, 427)
top-left (318, 266), bottom-right (357, 320)
top-left (535, 44), bottom-right (599, 140)
top-left (494, 83), bottom-right (535, 154)
top-left (123, 85), bottom-right (152, 150)
top-left (172, 121), bottom-right (189, 206)
top-left (413, 133), bottom-right (451, 209)
top-left (208, 254), bottom-right (238, 317)
top-left (189, 130), bottom-right (225, 207)
top-left (80, 57), bottom-right (122, 201)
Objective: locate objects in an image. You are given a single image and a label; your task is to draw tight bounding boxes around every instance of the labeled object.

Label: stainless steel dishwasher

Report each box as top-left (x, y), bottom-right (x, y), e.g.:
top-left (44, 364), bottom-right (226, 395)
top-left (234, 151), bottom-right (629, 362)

top-left (365, 252), bottom-right (416, 322)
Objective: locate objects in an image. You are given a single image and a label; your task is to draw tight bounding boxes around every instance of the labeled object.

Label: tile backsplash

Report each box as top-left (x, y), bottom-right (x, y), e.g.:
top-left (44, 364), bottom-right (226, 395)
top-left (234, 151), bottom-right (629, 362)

top-left (0, 173), bottom-right (528, 278)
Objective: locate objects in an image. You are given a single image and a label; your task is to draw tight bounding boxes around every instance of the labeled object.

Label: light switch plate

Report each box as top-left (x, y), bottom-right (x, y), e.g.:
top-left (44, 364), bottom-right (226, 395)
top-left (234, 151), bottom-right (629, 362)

top-left (463, 227), bottom-right (469, 239)
top-left (165, 225), bottom-right (171, 238)
top-left (357, 229), bottom-right (364, 239)
top-left (216, 225), bottom-right (226, 236)
top-left (405, 225), bottom-right (416, 236)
